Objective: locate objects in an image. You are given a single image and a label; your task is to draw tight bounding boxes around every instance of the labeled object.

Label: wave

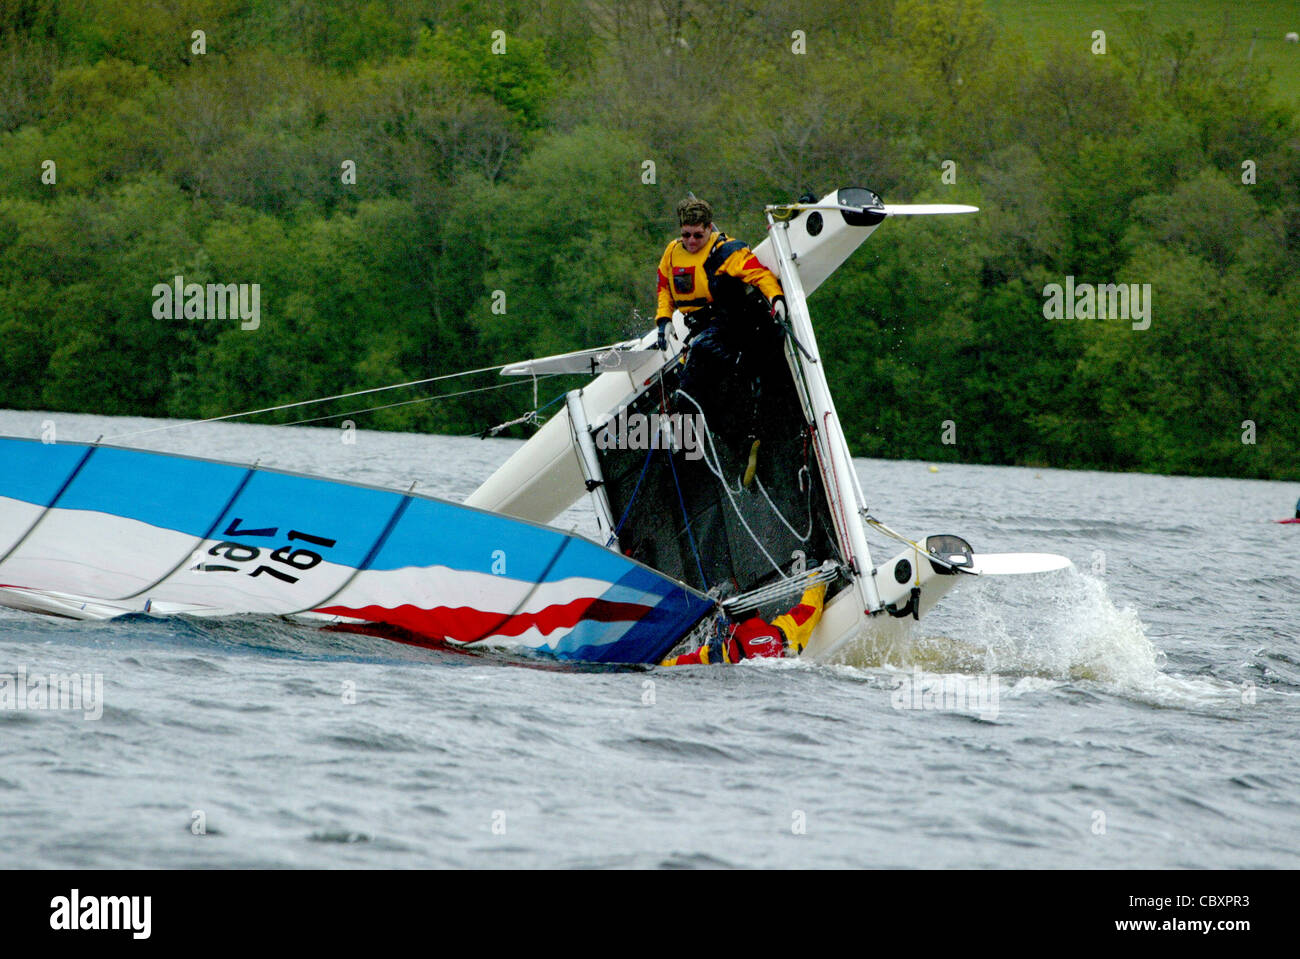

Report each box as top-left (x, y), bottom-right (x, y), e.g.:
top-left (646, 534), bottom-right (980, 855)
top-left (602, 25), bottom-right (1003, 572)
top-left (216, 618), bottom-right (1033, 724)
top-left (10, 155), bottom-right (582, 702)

top-left (821, 568), bottom-right (1250, 709)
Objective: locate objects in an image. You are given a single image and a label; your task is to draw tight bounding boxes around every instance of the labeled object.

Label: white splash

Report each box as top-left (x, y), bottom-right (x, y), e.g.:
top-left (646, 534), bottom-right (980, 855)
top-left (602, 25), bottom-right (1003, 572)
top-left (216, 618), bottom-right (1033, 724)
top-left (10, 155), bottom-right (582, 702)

top-left (824, 568), bottom-right (1246, 708)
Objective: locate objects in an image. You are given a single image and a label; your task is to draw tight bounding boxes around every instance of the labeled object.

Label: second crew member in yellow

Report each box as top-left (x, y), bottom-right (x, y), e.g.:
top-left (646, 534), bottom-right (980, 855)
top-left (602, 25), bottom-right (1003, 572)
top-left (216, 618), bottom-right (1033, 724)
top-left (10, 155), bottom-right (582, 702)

top-left (659, 581), bottom-right (826, 666)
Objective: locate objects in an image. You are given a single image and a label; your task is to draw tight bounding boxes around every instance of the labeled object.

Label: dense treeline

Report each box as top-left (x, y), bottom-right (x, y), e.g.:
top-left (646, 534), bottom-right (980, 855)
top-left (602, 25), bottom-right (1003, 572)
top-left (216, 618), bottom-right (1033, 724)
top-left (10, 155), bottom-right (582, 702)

top-left (0, 0), bottom-right (1296, 478)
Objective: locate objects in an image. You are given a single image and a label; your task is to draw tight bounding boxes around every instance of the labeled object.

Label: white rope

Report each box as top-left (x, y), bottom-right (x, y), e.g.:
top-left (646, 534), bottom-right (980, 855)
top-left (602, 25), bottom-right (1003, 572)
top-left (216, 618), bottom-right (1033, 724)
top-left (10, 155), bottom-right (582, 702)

top-left (480, 404), bottom-right (543, 438)
top-left (674, 388), bottom-right (789, 580)
top-left (674, 390), bottom-right (812, 543)
top-left (754, 473), bottom-right (812, 542)
top-left (682, 389), bottom-right (743, 495)
top-left (107, 361), bottom-right (518, 440)
top-left (721, 560), bottom-right (841, 614)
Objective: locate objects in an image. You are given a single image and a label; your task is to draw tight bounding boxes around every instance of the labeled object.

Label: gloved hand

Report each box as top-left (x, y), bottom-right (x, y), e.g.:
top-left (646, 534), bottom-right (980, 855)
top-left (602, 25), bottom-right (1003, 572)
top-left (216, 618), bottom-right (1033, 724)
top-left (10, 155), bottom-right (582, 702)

top-left (655, 317), bottom-right (671, 351)
top-left (770, 295), bottom-right (788, 327)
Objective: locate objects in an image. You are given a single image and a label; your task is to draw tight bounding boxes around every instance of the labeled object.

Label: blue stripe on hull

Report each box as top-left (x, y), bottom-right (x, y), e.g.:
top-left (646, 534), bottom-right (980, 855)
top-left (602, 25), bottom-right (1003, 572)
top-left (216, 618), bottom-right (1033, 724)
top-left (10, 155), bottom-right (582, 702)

top-left (0, 436), bottom-right (713, 663)
top-left (0, 439), bottom-right (96, 506)
top-left (2, 440), bottom-right (665, 581)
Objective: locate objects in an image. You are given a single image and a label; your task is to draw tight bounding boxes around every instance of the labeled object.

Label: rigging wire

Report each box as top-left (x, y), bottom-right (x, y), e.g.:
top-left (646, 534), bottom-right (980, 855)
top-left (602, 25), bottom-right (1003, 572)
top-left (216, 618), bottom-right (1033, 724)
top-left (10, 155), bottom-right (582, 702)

top-left (608, 444), bottom-right (657, 546)
top-left (106, 360), bottom-right (523, 440)
top-left (275, 379), bottom-right (541, 429)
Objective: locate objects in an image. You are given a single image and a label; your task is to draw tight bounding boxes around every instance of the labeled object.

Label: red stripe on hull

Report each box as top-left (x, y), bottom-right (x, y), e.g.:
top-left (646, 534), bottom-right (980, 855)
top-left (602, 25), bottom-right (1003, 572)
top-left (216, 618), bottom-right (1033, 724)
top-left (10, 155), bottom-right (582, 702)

top-left (314, 596), bottom-right (651, 643)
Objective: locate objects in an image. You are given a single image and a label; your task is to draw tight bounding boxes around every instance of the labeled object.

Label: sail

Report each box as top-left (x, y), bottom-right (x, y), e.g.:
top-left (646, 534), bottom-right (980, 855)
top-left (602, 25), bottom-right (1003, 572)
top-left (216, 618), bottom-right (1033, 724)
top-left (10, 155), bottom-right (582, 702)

top-left (0, 437), bottom-right (713, 663)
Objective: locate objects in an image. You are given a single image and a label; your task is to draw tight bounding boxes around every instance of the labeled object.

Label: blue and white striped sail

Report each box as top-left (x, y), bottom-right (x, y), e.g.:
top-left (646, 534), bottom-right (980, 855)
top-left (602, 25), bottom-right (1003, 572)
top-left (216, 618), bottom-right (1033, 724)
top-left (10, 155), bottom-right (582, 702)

top-left (0, 437), bottom-right (713, 663)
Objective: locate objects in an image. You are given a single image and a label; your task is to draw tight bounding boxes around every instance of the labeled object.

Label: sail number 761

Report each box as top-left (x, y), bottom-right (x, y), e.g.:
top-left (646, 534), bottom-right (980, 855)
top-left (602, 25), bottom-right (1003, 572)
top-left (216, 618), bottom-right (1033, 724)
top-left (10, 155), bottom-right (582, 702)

top-left (200, 518), bottom-right (338, 585)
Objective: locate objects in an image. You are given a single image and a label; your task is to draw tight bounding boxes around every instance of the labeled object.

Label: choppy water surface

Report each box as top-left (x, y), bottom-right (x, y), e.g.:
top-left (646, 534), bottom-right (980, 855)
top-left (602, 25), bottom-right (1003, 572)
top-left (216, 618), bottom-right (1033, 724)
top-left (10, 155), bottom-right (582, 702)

top-left (1, 410), bottom-right (1297, 868)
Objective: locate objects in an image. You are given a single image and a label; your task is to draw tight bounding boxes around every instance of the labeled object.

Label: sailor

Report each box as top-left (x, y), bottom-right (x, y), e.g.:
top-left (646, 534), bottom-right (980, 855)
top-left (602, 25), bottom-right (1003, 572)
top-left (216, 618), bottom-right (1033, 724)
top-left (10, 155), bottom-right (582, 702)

top-left (660, 581), bottom-right (826, 666)
top-left (653, 196), bottom-right (787, 483)
top-left (654, 196), bottom-right (786, 348)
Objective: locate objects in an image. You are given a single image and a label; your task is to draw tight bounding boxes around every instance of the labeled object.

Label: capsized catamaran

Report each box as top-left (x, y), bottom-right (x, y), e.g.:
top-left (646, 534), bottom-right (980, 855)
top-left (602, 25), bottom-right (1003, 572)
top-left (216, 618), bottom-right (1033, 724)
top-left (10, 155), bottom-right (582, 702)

top-left (0, 186), bottom-right (1069, 662)
top-left (465, 186), bottom-right (1071, 661)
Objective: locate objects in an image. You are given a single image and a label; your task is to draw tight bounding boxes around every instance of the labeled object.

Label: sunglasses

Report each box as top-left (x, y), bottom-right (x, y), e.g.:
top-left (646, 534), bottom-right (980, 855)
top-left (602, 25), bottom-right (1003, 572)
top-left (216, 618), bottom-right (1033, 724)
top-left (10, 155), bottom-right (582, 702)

top-left (680, 228), bottom-right (708, 239)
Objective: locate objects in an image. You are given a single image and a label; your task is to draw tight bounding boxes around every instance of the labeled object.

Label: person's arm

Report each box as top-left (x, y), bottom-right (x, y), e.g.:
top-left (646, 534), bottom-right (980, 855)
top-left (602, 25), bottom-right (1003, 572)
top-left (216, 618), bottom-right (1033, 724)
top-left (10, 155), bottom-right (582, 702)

top-left (654, 242), bottom-right (677, 325)
top-left (769, 583), bottom-right (826, 656)
top-left (654, 242), bottom-right (676, 349)
top-left (718, 244), bottom-right (783, 302)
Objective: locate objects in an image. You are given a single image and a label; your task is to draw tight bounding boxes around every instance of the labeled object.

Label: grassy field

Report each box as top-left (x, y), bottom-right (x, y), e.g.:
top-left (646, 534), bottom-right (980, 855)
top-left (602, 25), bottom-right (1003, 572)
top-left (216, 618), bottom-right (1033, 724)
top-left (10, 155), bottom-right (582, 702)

top-left (985, 0), bottom-right (1300, 109)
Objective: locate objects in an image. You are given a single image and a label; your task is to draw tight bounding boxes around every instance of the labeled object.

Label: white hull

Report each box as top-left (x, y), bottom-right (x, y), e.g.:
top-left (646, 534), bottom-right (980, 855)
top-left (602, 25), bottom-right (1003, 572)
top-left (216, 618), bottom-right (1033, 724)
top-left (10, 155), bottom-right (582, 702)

top-left (467, 187), bottom-right (1072, 660)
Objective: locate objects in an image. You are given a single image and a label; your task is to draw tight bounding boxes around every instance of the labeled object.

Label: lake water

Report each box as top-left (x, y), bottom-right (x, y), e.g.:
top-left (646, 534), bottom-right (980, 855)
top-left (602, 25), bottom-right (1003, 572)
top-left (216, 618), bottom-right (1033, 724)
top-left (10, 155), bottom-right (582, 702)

top-left (1, 408), bottom-right (1297, 869)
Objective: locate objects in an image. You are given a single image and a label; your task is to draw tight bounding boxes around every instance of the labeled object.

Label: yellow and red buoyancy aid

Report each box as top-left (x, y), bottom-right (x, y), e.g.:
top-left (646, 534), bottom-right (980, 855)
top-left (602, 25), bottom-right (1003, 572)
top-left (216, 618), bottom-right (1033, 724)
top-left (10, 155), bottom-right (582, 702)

top-left (655, 231), bottom-right (784, 324)
top-left (660, 582), bottom-right (826, 666)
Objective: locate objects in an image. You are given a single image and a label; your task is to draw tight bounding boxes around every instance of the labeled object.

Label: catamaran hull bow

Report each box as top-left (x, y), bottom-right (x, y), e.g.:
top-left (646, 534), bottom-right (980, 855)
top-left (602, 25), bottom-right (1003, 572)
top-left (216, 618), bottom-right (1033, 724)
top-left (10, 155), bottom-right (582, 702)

top-left (468, 186), bottom-right (1073, 662)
